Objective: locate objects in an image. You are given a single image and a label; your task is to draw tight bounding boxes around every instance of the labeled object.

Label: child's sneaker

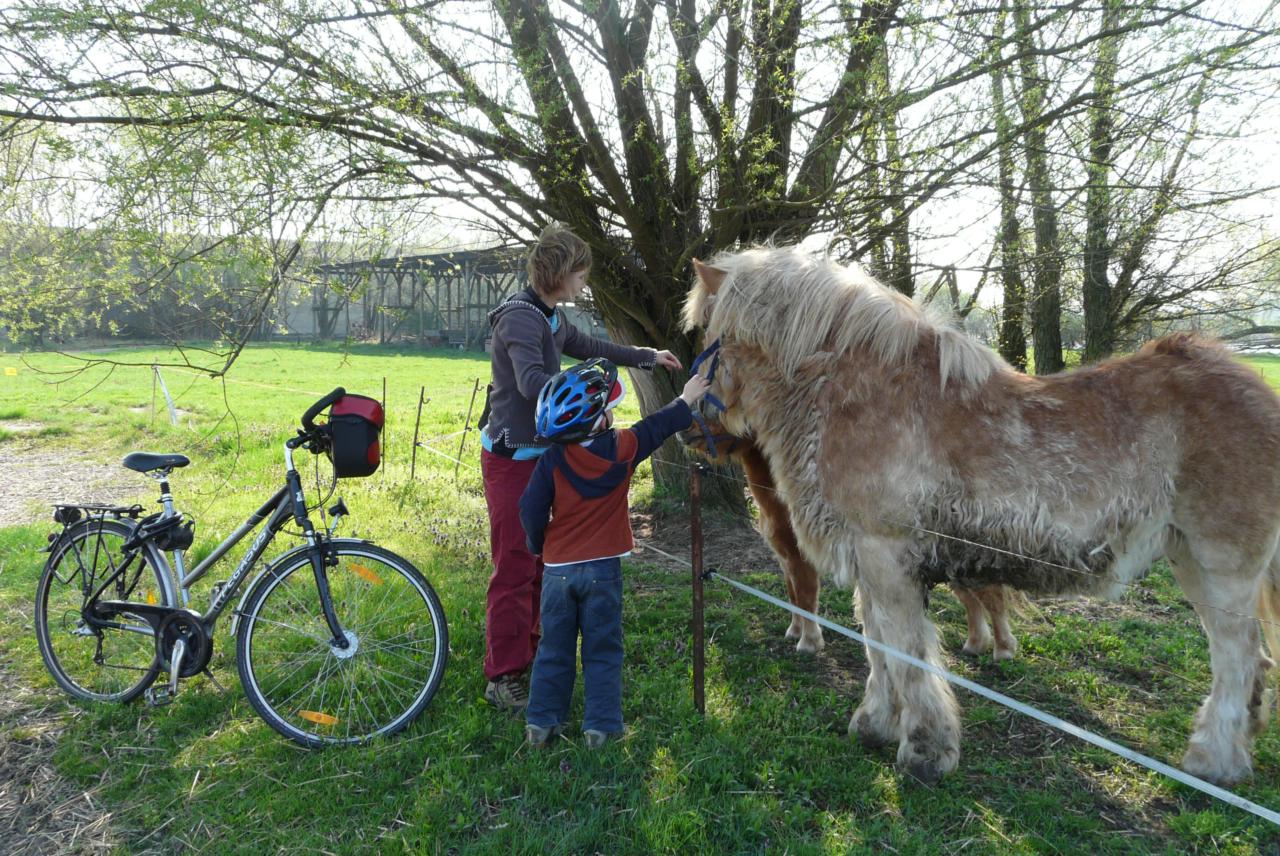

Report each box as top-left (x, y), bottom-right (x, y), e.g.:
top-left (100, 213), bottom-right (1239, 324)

top-left (485, 674), bottom-right (528, 712)
top-left (583, 729), bottom-right (622, 749)
top-left (525, 723), bottom-right (562, 748)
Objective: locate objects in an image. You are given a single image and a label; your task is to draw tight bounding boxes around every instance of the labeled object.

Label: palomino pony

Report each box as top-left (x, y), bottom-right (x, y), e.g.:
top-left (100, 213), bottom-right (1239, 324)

top-left (684, 246), bottom-right (1280, 786)
top-left (683, 424), bottom-right (1020, 660)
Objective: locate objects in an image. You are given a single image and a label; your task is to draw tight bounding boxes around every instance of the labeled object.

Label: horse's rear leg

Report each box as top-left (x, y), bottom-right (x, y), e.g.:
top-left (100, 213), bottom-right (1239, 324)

top-left (746, 450), bottom-right (824, 653)
top-left (1168, 537), bottom-right (1275, 786)
top-left (854, 536), bottom-right (960, 784)
top-left (977, 585), bottom-right (1019, 661)
top-left (781, 555), bottom-right (824, 653)
top-left (952, 586), bottom-right (993, 656)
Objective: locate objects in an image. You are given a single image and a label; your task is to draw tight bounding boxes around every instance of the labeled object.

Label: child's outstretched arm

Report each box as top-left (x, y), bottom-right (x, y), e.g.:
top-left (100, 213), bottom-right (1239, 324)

top-left (628, 375), bottom-right (713, 464)
top-left (519, 455), bottom-right (556, 555)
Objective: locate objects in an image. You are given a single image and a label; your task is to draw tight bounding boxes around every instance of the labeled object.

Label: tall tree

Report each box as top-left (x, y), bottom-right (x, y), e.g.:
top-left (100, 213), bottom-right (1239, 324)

top-left (2, 0), bottom-right (1277, 455)
top-left (1080, 0), bottom-right (1125, 362)
top-left (1012, 0), bottom-right (1065, 374)
top-left (989, 3), bottom-right (1028, 371)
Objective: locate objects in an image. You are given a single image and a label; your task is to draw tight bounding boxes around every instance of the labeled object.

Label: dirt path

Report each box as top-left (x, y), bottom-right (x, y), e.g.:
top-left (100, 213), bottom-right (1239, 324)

top-left (0, 660), bottom-right (121, 855)
top-left (0, 440), bottom-right (141, 528)
top-left (0, 435), bottom-right (139, 853)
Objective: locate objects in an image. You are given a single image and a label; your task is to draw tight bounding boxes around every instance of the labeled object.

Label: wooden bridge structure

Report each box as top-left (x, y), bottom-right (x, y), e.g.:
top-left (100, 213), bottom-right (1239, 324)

top-left (314, 246), bottom-right (528, 349)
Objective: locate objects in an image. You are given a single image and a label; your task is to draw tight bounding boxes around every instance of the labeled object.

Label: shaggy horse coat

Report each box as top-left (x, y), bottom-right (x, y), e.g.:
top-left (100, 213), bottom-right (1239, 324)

top-left (684, 246), bottom-right (1280, 786)
top-left (683, 426), bottom-right (1020, 660)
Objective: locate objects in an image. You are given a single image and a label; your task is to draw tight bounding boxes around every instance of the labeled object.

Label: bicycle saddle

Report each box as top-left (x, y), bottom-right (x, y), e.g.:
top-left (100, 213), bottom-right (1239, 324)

top-left (122, 452), bottom-right (191, 473)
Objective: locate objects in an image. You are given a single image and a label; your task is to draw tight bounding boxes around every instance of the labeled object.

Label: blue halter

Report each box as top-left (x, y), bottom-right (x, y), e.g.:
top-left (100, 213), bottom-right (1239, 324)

top-left (688, 339), bottom-right (733, 458)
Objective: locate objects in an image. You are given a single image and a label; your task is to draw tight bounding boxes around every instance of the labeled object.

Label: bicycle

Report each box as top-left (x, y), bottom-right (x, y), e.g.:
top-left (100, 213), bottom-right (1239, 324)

top-left (33, 388), bottom-right (449, 747)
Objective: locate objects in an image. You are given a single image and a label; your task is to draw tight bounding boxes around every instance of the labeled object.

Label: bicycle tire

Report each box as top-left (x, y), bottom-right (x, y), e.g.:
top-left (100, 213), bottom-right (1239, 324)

top-left (235, 542), bottom-right (448, 746)
top-left (35, 518), bottom-right (173, 703)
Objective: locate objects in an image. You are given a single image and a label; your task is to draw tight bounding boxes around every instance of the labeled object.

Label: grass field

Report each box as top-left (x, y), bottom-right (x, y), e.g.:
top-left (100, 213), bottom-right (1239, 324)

top-left (2, 344), bottom-right (1280, 854)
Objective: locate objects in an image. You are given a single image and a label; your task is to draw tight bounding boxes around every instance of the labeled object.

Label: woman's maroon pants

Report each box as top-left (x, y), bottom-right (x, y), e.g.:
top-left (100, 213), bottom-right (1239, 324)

top-left (481, 448), bottom-right (543, 681)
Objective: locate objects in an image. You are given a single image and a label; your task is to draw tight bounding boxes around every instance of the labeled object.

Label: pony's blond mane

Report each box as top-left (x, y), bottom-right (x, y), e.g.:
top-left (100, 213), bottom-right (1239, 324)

top-left (693, 246), bottom-right (1008, 389)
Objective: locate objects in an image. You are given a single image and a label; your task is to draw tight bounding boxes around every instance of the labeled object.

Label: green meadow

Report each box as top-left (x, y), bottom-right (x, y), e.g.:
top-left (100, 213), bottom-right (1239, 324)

top-left (2, 344), bottom-right (1280, 854)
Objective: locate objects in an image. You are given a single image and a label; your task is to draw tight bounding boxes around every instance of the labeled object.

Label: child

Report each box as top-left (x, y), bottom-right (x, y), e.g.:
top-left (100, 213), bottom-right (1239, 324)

top-left (519, 358), bottom-right (711, 747)
top-left (481, 223), bottom-right (682, 712)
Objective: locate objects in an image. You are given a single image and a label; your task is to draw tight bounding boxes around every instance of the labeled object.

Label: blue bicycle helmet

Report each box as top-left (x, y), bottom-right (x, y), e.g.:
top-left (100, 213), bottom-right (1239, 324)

top-left (535, 358), bottom-right (619, 443)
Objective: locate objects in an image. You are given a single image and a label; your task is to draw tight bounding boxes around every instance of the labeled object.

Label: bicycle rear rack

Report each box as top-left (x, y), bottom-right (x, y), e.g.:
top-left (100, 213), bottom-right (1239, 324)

top-left (46, 503), bottom-right (145, 552)
top-left (52, 503), bottom-right (145, 523)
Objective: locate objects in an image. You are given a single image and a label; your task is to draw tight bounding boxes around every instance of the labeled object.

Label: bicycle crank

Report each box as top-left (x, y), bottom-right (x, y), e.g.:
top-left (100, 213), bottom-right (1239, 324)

top-left (156, 610), bottom-right (213, 681)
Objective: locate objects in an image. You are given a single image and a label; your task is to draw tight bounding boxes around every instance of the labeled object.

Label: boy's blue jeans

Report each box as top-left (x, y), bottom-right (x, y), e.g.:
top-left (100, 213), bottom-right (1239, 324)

top-left (525, 557), bottom-right (623, 734)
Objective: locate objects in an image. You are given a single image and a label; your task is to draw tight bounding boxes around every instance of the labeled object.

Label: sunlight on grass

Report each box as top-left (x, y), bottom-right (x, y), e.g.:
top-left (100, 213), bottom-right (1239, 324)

top-left (2, 344), bottom-right (1279, 853)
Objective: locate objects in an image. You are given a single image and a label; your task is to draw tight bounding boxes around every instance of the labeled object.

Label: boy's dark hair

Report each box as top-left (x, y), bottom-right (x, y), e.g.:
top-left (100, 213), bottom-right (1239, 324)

top-left (527, 223), bottom-right (591, 297)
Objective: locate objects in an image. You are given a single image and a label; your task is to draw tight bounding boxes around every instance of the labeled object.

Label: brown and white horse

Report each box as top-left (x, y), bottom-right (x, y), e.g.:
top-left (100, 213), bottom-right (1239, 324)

top-left (684, 246), bottom-right (1280, 785)
top-left (683, 425), bottom-right (1020, 660)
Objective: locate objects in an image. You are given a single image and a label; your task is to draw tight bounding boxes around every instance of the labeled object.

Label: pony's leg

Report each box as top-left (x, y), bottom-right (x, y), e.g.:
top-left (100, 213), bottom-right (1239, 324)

top-left (784, 553), bottom-right (824, 654)
top-left (853, 535), bottom-right (961, 784)
top-left (743, 449), bottom-right (824, 653)
top-left (1168, 536), bottom-right (1274, 786)
top-left (951, 585), bottom-right (993, 656)
top-left (849, 585), bottom-right (897, 749)
top-left (976, 585), bottom-right (1019, 661)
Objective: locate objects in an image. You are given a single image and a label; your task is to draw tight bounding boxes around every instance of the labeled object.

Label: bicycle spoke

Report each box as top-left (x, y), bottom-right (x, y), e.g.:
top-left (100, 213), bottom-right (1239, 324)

top-left (38, 522), bottom-right (165, 702)
top-left (259, 646), bottom-right (330, 699)
top-left (239, 549), bottom-right (447, 745)
top-left (246, 615), bottom-right (329, 644)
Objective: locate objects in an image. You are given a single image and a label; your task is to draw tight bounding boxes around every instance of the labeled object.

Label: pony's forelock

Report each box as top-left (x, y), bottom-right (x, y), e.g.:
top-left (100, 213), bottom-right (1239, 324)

top-left (696, 246), bottom-right (1006, 389)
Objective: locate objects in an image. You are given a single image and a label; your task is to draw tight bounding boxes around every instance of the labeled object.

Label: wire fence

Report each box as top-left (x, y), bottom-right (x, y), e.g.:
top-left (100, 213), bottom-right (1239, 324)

top-left (643, 447), bottom-right (1280, 636)
top-left (114, 369), bottom-right (1280, 826)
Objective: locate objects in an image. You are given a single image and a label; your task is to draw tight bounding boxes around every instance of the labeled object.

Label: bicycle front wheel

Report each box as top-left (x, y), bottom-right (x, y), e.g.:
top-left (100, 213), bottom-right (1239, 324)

top-left (235, 543), bottom-right (448, 746)
top-left (35, 518), bottom-right (172, 703)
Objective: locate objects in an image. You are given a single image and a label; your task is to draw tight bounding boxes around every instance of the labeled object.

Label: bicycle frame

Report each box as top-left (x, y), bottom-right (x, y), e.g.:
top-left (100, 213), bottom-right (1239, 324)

top-left (147, 441), bottom-right (350, 645)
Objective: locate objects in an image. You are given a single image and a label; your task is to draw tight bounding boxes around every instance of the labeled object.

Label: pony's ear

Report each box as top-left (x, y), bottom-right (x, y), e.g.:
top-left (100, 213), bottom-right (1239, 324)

top-left (692, 258), bottom-right (727, 294)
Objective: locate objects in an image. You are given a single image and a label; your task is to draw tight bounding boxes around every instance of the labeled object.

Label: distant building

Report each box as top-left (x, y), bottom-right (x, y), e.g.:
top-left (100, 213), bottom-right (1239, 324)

top-left (293, 245), bottom-right (608, 349)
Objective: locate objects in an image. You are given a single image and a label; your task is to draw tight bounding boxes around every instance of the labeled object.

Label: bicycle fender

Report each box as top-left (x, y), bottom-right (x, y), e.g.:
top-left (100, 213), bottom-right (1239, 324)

top-left (229, 537), bottom-right (376, 636)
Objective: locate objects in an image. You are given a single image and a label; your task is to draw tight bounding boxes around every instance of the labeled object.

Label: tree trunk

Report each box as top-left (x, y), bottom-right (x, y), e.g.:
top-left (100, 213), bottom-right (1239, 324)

top-left (991, 5), bottom-right (1027, 371)
top-left (590, 262), bottom-right (748, 516)
top-left (1014, 0), bottom-right (1065, 375)
top-left (1082, 1), bottom-right (1124, 363)
top-left (880, 41), bottom-right (914, 297)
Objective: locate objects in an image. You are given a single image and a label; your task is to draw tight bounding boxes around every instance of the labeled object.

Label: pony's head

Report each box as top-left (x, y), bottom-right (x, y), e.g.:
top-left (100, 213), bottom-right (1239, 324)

top-left (682, 246), bottom-right (1006, 390)
top-left (678, 408), bottom-right (746, 460)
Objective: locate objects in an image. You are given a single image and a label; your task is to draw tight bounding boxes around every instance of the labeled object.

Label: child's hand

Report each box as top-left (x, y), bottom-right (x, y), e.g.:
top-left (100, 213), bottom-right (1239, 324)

top-left (680, 374), bottom-right (712, 406)
top-left (654, 350), bottom-right (683, 371)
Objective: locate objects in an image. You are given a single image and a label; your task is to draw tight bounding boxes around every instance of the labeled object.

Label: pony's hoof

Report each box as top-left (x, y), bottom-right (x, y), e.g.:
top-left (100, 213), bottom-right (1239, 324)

top-left (1183, 744), bottom-right (1250, 787)
top-left (849, 711), bottom-right (894, 750)
top-left (796, 634), bottom-right (825, 654)
top-left (992, 643), bottom-right (1018, 662)
top-left (896, 730), bottom-right (959, 785)
top-left (899, 757), bottom-right (945, 785)
top-left (959, 641), bottom-right (986, 657)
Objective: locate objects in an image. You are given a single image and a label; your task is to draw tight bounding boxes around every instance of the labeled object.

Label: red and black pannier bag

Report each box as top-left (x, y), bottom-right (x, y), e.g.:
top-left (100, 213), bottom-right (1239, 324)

top-left (326, 394), bottom-right (384, 478)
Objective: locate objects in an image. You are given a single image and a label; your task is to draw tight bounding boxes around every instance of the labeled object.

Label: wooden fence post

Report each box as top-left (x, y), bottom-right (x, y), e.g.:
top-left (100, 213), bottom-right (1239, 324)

top-left (691, 463), bottom-right (706, 715)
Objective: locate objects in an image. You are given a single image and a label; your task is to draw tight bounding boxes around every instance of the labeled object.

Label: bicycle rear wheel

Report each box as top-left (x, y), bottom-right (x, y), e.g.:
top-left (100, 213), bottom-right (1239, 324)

top-left (236, 542), bottom-right (448, 746)
top-left (35, 518), bottom-right (172, 702)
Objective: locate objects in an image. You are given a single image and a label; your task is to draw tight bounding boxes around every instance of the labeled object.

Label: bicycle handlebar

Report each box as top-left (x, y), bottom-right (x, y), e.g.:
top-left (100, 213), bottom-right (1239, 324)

top-left (301, 388), bottom-right (346, 431)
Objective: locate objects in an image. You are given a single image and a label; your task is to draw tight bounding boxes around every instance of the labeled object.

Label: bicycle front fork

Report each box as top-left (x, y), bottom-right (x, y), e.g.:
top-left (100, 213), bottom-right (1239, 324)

top-left (309, 542), bottom-right (350, 650)
top-left (284, 465), bottom-right (349, 650)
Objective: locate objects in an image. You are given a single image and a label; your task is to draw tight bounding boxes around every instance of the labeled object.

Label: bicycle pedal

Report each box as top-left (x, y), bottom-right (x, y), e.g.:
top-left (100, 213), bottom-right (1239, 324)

top-left (145, 685), bottom-right (176, 707)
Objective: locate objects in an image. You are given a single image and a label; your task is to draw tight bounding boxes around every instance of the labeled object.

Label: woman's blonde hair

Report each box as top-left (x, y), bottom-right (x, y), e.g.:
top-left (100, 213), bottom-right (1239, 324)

top-left (527, 223), bottom-right (591, 297)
